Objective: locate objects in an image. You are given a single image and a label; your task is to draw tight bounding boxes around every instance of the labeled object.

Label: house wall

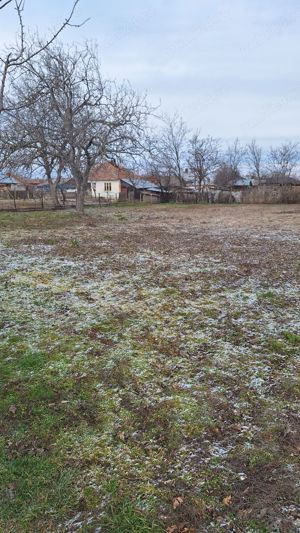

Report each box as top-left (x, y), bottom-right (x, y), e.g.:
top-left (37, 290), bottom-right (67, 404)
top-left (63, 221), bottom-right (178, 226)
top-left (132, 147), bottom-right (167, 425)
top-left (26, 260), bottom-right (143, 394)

top-left (141, 192), bottom-right (161, 203)
top-left (90, 180), bottom-right (121, 200)
top-left (0, 188), bottom-right (28, 199)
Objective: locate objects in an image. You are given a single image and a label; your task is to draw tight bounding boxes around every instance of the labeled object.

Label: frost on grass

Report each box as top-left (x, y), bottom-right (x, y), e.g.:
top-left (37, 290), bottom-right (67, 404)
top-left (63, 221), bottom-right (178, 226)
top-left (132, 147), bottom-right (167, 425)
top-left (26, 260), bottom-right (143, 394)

top-left (0, 204), bottom-right (299, 532)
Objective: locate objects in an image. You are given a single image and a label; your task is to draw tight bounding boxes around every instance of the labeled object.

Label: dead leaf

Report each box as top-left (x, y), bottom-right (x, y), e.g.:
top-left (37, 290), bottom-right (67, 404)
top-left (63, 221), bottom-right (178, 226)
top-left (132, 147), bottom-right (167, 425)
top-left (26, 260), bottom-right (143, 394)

top-left (223, 495), bottom-right (233, 506)
top-left (167, 526), bottom-right (177, 533)
top-left (8, 405), bottom-right (17, 415)
top-left (238, 508), bottom-right (253, 518)
top-left (177, 525), bottom-right (191, 532)
top-left (173, 496), bottom-right (184, 510)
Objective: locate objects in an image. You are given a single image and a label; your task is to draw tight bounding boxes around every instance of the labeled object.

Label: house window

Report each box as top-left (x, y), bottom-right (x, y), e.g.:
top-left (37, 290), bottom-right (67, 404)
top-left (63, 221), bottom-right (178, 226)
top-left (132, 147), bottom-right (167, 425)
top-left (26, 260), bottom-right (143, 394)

top-left (104, 182), bottom-right (112, 192)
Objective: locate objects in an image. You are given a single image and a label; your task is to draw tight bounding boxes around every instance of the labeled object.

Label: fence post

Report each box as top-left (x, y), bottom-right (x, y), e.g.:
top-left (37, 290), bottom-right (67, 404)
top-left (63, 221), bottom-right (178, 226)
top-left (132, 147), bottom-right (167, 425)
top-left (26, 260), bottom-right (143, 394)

top-left (13, 190), bottom-right (17, 211)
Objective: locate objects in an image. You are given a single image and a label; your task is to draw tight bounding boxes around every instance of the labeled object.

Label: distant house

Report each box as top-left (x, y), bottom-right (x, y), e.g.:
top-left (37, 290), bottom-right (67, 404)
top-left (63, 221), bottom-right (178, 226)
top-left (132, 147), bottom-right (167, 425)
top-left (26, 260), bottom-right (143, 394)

top-left (232, 178), bottom-right (253, 190)
top-left (89, 162), bottom-right (163, 202)
top-left (89, 162), bottom-right (135, 200)
top-left (261, 176), bottom-right (300, 186)
top-left (59, 178), bottom-right (77, 193)
top-left (0, 173), bottom-right (43, 198)
top-left (0, 174), bottom-right (18, 191)
top-left (36, 178), bottom-right (77, 194)
top-left (121, 178), bottom-right (162, 202)
top-left (12, 175), bottom-right (44, 198)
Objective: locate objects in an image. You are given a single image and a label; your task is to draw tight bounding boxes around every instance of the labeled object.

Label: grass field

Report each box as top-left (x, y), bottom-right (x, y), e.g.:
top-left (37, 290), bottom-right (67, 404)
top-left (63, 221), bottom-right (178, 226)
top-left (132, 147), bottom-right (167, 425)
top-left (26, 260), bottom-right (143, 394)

top-left (0, 204), bottom-right (299, 532)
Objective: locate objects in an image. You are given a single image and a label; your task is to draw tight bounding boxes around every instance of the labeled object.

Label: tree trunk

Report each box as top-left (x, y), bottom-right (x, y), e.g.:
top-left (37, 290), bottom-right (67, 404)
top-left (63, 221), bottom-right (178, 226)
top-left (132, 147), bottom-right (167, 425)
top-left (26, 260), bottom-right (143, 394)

top-left (48, 180), bottom-right (60, 207)
top-left (71, 168), bottom-right (89, 214)
top-left (76, 183), bottom-right (85, 214)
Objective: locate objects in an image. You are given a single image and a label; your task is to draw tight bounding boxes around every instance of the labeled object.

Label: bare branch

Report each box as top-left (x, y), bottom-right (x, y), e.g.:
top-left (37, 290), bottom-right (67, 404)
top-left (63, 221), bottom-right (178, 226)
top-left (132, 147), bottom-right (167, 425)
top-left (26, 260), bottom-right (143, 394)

top-left (0, 0), bottom-right (84, 112)
top-left (246, 139), bottom-right (263, 183)
top-left (267, 142), bottom-right (299, 183)
top-left (188, 133), bottom-right (220, 193)
top-left (0, 0), bottom-right (13, 10)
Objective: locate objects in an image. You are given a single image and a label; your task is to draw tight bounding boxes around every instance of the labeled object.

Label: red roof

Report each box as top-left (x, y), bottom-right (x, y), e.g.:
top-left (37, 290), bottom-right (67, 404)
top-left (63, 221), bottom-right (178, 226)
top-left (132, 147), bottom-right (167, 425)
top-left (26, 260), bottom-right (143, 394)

top-left (8, 172), bottom-right (44, 186)
top-left (89, 162), bottom-right (164, 186)
top-left (89, 162), bottom-right (137, 182)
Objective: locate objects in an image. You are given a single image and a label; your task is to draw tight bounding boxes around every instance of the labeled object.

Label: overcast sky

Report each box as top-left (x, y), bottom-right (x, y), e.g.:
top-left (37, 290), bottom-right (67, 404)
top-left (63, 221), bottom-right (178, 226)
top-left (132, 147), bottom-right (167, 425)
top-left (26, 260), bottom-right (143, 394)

top-left (1, 0), bottom-right (300, 147)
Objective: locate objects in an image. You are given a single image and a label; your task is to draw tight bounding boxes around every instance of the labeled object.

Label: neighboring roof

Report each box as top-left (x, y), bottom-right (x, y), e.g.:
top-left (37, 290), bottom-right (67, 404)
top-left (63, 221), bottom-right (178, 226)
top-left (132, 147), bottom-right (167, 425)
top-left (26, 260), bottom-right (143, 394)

top-left (0, 172), bottom-right (44, 187)
top-left (12, 175), bottom-right (43, 186)
top-left (121, 178), bottom-right (163, 193)
top-left (0, 173), bottom-right (17, 185)
top-left (36, 179), bottom-right (76, 191)
top-left (233, 178), bottom-right (253, 187)
top-left (59, 179), bottom-right (76, 190)
top-left (89, 161), bottom-right (137, 182)
top-left (261, 178), bottom-right (300, 186)
top-left (35, 182), bottom-right (48, 189)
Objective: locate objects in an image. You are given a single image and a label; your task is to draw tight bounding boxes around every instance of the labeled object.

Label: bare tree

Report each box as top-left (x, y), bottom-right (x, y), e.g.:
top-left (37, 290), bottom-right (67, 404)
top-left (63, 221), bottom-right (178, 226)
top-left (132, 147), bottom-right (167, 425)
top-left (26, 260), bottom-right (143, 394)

top-left (142, 137), bottom-right (171, 194)
top-left (2, 97), bottom-right (67, 205)
top-left (0, 0), bottom-right (83, 113)
top-left (145, 114), bottom-right (188, 193)
top-left (165, 114), bottom-right (188, 186)
top-left (213, 138), bottom-right (245, 188)
top-left (267, 142), bottom-right (299, 183)
top-left (188, 133), bottom-right (220, 195)
top-left (225, 138), bottom-right (246, 173)
top-left (1, 50), bottom-right (74, 205)
top-left (142, 155), bottom-right (171, 199)
top-left (14, 43), bottom-right (151, 213)
top-left (214, 163), bottom-right (242, 189)
top-left (246, 139), bottom-right (263, 184)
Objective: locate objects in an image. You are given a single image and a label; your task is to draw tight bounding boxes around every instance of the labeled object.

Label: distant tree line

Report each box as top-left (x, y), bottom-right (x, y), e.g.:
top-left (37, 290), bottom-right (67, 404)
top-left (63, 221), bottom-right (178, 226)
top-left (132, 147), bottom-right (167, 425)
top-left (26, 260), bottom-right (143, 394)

top-left (144, 117), bottom-right (300, 195)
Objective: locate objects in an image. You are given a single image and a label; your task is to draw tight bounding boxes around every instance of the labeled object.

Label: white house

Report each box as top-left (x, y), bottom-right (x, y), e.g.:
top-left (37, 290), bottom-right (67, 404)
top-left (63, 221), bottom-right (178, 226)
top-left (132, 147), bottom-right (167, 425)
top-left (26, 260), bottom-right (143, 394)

top-left (89, 161), bottom-right (131, 200)
top-left (88, 162), bottom-right (162, 202)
